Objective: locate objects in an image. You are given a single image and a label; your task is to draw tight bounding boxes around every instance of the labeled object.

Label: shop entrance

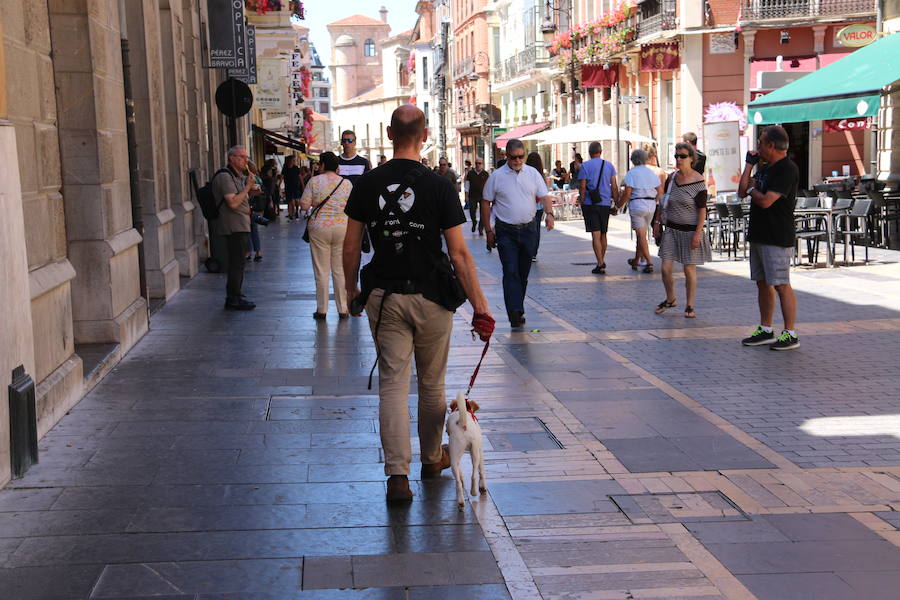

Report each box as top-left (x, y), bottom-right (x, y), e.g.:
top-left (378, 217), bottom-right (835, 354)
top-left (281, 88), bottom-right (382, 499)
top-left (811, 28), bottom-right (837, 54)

top-left (783, 122), bottom-right (809, 191)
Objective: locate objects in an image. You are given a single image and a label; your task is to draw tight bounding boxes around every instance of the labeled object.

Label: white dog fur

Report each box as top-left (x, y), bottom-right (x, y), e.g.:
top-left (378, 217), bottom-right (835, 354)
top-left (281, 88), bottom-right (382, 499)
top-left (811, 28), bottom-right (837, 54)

top-left (446, 391), bottom-right (486, 510)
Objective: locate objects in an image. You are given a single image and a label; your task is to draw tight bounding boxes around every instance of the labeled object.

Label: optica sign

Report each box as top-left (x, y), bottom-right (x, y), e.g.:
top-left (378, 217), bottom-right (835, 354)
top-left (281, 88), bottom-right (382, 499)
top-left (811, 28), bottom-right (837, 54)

top-left (835, 24), bottom-right (876, 47)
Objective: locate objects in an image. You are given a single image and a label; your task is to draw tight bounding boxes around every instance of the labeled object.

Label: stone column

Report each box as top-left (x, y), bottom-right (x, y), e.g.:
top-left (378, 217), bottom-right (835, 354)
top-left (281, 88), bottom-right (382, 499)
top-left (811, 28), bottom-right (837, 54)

top-left (680, 36), bottom-right (703, 139)
top-left (0, 16), bottom-right (37, 484)
top-left (48, 0), bottom-right (148, 358)
top-left (159, 0), bottom-right (198, 277)
top-left (742, 30), bottom-right (757, 149)
top-left (124, 0), bottom-right (180, 300)
top-left (182, 0), bottom-right (210, 261)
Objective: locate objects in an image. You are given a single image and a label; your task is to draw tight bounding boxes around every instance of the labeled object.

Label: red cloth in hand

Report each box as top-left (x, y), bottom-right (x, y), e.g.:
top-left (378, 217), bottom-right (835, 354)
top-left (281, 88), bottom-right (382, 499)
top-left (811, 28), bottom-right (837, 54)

top-left (472, 313), bottom-right (495, 342)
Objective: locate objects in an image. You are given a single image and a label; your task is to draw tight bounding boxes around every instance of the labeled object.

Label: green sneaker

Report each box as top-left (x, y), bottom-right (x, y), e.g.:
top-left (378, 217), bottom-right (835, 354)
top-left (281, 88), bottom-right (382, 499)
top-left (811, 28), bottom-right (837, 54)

top-left (741, 326), bottom-right (776, 346)
top-left (770, 330), bottom-right (800, 351)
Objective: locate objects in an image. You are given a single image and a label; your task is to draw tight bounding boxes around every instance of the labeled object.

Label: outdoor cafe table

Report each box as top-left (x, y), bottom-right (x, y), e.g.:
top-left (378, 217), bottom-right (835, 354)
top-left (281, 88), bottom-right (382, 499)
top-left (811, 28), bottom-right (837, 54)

top-left (795, 205), bottom-right (841, 268)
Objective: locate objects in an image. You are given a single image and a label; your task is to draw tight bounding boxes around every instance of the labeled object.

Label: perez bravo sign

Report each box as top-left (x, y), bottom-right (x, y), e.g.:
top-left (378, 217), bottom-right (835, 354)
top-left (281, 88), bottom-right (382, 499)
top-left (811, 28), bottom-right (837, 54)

top-left (835, 24), bottom-right (876, 48)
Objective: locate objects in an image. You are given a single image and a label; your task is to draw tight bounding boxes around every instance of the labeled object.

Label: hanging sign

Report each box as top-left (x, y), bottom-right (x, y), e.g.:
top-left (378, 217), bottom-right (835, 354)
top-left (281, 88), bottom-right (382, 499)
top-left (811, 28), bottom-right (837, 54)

top-left (228, 25), bottom-right (257, 84)
top-left (290, 52), bottom-right (302, 69)
top-left (207, 0), bottom-right (246, 68)
top-left (701, 121), bottom-right (742, 193)
top-left (835, 24), bottom-right (876, 48)
top-left (640, 43), bottom-right (679, 72)
top-left (255, 58), bottom-right (286, 109)
top-left (581, 64), bottom-right (618, 88)
top-left (823, 117), bottom-right (872, 132)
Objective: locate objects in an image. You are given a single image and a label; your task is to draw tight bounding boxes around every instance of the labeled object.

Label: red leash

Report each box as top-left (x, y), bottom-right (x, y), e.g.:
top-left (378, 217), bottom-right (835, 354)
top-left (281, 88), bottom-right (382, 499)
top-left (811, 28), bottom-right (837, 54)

top-left (464, 339), bottom-right (490, 402)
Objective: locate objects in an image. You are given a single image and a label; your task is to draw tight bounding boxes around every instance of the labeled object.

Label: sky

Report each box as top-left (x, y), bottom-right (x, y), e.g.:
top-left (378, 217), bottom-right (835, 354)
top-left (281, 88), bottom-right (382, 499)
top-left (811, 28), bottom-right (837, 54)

top-left (305, 0), bottom-right (420, 70)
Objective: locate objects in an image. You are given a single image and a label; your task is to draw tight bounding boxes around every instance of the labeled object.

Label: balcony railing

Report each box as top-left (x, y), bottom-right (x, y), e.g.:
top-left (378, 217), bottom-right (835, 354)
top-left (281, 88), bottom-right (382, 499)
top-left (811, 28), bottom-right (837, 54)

top-left (494, 44), bottom-right (550, 84)
top-left (453, 57), bottom-right (474, 80)
top-left (637, 0), bottom-right (677, 39)
top-left (741, 0), bottom-right (875, 20)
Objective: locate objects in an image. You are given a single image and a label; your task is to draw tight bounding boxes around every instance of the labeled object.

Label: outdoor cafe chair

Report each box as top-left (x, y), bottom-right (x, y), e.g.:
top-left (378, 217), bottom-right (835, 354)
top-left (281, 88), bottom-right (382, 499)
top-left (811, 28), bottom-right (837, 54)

top-left (834, 199), bottom-right (874, 265)
top-left (793, 197), bottom-right (829, 266)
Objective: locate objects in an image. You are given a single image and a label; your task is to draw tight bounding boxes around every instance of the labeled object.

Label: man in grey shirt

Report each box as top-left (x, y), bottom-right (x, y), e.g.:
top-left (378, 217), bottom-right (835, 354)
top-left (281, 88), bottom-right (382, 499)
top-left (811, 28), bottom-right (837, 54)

top-left (212, 145), bottom-right (258, 310)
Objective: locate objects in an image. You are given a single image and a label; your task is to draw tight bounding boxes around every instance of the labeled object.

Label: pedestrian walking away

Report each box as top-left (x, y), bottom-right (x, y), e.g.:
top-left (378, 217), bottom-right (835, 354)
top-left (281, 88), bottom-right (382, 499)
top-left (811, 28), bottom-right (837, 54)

top-left (465, 158), bottom-right (489, 235)
top-left (482, 138), bottom-right (555, 327)
top-left (526, 152), bottom-right (548, 262)
top-left (337, 130), bottom-right (371, 185)
top-left (281, 156), bottom-right (302, 220)
top-left (245, 160), bottom-right (267, 262)
top-left (212, 145), bottom-right (258, 310)
top-left (682, 131), bottom-right (706, 175)
top-left (300, 151), bottom-right (352, 320)
top-left (342, 104), bottom-right (494, 505)
top-left (578, 141), bottom-right (619, 274)
top-left (652, 142), bottom-right (711, 319)
top-left (738, 125), bottom-right (801, 350)
top-left (617, 148), bottom-right (663, 274)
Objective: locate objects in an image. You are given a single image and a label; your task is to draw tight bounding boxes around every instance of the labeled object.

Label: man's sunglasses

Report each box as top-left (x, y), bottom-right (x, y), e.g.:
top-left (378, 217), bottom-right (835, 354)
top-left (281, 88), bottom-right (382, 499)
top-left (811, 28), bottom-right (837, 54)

top-left (674, 154), bottom-right (691, 159)
top-left (341, 138), bottom-right (355, 144)
top-left (508, 153), bottom-right (526, 160)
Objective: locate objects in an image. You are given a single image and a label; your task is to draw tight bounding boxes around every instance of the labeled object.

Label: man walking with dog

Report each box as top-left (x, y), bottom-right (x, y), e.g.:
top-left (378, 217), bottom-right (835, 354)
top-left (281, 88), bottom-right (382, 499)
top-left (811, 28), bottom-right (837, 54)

top-left (343, 104), bottom-right (495, 504)
top-left (481, 138), bottom-right (555, 327)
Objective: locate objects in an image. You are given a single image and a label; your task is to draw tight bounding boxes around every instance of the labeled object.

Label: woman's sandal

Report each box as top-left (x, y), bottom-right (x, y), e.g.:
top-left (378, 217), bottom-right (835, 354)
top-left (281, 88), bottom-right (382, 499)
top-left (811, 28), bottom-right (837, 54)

top-left (655, 299), bottom-right (677, 314)
top-left (684, 306), bottom-right (696, 319)
top-left (643, 264), bottom-right (654, 273)
top-left (627, 258), bottom-right (638, 271)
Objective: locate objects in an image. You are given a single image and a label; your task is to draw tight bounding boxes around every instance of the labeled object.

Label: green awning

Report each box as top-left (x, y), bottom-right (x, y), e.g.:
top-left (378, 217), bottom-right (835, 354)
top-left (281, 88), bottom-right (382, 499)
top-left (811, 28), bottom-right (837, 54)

top-left (748, 32), bottom-right (900, 125)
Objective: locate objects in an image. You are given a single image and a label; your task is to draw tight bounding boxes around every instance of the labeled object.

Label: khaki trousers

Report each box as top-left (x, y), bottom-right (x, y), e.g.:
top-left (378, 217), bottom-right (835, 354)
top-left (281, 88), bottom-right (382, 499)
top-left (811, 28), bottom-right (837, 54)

top-left (366, 290), bottom-right (453, 475)
top-left (308, 225), bottom-right (348, 314)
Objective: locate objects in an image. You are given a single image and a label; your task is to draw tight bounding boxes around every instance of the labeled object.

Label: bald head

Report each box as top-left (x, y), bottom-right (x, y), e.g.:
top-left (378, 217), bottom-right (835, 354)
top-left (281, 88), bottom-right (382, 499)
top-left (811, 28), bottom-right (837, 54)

top-left (388, 104), bottom-right (426, 150)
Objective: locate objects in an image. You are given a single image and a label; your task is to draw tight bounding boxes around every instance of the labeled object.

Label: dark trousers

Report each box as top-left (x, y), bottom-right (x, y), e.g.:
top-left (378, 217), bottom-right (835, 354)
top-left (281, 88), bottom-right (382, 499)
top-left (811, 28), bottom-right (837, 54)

top-left (495, 221), bottom-right (539, 319)
top-left (532, 209), bottom-right (543, 257)
top-left (225, 232), bottom-right (249, 300)
top-left (248, 218), bottom-right (261, 253)
top-left (469, 198), bottom-right (483, 233)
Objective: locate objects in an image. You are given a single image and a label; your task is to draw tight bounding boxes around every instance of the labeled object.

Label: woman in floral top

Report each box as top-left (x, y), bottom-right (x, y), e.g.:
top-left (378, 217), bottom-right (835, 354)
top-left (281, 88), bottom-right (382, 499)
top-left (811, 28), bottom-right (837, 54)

top-left (300, 152), bottom-right (352, 319)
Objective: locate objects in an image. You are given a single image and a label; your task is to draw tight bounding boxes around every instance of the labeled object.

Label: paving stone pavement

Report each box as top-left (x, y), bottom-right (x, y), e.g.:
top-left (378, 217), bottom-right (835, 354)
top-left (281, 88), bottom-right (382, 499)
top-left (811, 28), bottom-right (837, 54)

top-left (2, 212), bottom-right (900, 599)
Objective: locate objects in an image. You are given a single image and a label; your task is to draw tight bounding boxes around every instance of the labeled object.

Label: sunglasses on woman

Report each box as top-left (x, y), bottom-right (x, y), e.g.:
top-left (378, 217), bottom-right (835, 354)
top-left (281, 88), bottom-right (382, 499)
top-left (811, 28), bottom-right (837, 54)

top-left (674, 153), bottom-right (691, 159)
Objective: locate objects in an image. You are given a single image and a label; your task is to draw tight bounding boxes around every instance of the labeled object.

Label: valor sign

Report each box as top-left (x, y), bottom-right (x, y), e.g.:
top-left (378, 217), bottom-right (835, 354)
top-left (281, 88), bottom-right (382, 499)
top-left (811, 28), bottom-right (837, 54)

top-left (835, 24), bottom-right (876, 48)
top-left (208, 0), bottom-right (246, 69)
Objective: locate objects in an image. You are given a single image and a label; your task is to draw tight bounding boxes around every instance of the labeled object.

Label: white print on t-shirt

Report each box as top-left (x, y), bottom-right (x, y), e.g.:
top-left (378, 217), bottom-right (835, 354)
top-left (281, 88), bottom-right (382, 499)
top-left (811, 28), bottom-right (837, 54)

top-left (377, 184), bottom-right (416, 213)
top-left (338, 164), bottom-right (366, 177)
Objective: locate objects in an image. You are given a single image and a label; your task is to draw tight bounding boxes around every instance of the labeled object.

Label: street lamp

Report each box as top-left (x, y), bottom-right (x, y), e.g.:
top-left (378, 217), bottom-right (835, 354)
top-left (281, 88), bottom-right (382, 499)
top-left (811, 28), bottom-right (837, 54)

top-left (541, 0), bottom-right (579, 124)
top-left (469, 51), bottom-right (495, 167)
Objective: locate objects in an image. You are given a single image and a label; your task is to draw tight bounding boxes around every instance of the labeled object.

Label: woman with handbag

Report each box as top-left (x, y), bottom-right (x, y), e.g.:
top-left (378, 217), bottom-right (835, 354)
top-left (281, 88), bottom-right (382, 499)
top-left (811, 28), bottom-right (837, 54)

top-left (652, 143), bottom-right (711, 319)
top-left (300, 152), bottom-right (351, 319)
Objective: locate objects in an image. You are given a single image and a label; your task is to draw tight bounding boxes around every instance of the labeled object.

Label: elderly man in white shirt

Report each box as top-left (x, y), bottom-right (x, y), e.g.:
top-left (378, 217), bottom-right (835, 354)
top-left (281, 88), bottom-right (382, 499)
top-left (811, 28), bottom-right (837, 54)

top-left (481, 138), bottom-right (555, 327)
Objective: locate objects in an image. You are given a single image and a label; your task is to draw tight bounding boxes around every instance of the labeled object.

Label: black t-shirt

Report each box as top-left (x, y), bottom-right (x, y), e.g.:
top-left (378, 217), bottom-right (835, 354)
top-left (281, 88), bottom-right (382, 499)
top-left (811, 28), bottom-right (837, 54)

top-left (692, 149), bottom-right (706, 175)
top-left (466, 169), bottom-right (489, 200)
top-left (338, 154), bottom-right (371, 185)
top-left (748, 156), bottom-right (799, 247)
top-left (345, 159), bottom-right (466, 282)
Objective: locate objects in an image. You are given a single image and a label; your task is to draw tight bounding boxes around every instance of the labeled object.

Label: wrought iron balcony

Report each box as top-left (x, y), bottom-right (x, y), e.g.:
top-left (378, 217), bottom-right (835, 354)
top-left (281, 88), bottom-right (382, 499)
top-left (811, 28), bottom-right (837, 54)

top-left (741, 0), bottom-right (876, 20)
top-left (637, 0), bottom-right (677, 39)
top-left (494, 44), bottom-right (550, 84)
top-left (453, 57), bottom-right (474, 80)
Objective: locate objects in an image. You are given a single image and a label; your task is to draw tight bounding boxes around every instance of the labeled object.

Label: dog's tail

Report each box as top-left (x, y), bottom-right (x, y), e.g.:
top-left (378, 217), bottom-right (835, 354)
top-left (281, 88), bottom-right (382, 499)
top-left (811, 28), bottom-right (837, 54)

top-left (456, 390), bottom-right (468, 430)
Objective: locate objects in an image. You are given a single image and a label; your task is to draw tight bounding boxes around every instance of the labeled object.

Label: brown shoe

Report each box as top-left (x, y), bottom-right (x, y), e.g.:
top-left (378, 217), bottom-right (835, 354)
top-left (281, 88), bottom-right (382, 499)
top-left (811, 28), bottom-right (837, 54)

top-left (420, 444), bottom-right (451, 479)
top-left (386, 475), bottom-right (413, 504)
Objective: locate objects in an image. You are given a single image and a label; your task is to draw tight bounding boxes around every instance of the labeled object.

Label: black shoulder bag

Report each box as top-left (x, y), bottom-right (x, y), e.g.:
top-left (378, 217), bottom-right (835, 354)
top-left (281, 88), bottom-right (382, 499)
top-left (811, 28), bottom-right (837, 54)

top-left (301, 179), bottom-right (345, 243)
top-left (587, 159), bottom-right (607, 205)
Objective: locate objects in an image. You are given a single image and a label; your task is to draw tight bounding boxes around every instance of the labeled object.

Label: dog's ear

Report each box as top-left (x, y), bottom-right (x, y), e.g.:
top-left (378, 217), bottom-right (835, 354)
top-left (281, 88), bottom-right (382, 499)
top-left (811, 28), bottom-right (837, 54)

top-left (467, 399), bottom-right (480, 412)
top-left (449, 399), bottom-right (458, 411)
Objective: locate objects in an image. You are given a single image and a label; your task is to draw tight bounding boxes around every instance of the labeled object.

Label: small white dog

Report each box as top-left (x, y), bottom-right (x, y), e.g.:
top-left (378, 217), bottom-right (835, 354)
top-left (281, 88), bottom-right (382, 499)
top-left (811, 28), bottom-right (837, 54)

top-left (446, 391), bottom-right (486, 510)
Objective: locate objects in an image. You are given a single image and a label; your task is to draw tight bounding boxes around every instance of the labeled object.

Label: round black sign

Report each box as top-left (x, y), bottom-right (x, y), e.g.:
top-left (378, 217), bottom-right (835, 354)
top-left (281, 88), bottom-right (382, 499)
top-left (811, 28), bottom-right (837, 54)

top-left (215, 78), bottom-right (253, 118)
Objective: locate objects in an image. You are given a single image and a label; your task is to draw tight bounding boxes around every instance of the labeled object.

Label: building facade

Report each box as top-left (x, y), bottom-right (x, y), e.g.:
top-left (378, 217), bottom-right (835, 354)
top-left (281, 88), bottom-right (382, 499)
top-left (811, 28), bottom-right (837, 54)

top-left (310, 43), bottom-right (332, 118)
top-left (329, 11), bottom-right (413, 162)
top-left (1, 0), bottom-right (233, 487)
top-left (451, 0), bottom-right (493, 167)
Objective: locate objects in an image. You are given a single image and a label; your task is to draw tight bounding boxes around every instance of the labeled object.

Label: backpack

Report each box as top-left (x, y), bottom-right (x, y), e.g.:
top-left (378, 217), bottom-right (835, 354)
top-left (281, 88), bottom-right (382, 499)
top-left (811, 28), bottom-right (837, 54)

top-left (194, 168), bottom-right (230, 221)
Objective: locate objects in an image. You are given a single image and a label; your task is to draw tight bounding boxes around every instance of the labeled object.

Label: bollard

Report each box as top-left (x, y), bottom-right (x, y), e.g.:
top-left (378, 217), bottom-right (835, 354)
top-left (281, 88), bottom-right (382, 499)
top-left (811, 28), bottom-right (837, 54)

top-left (9, 365), bottom-right (38, 478)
